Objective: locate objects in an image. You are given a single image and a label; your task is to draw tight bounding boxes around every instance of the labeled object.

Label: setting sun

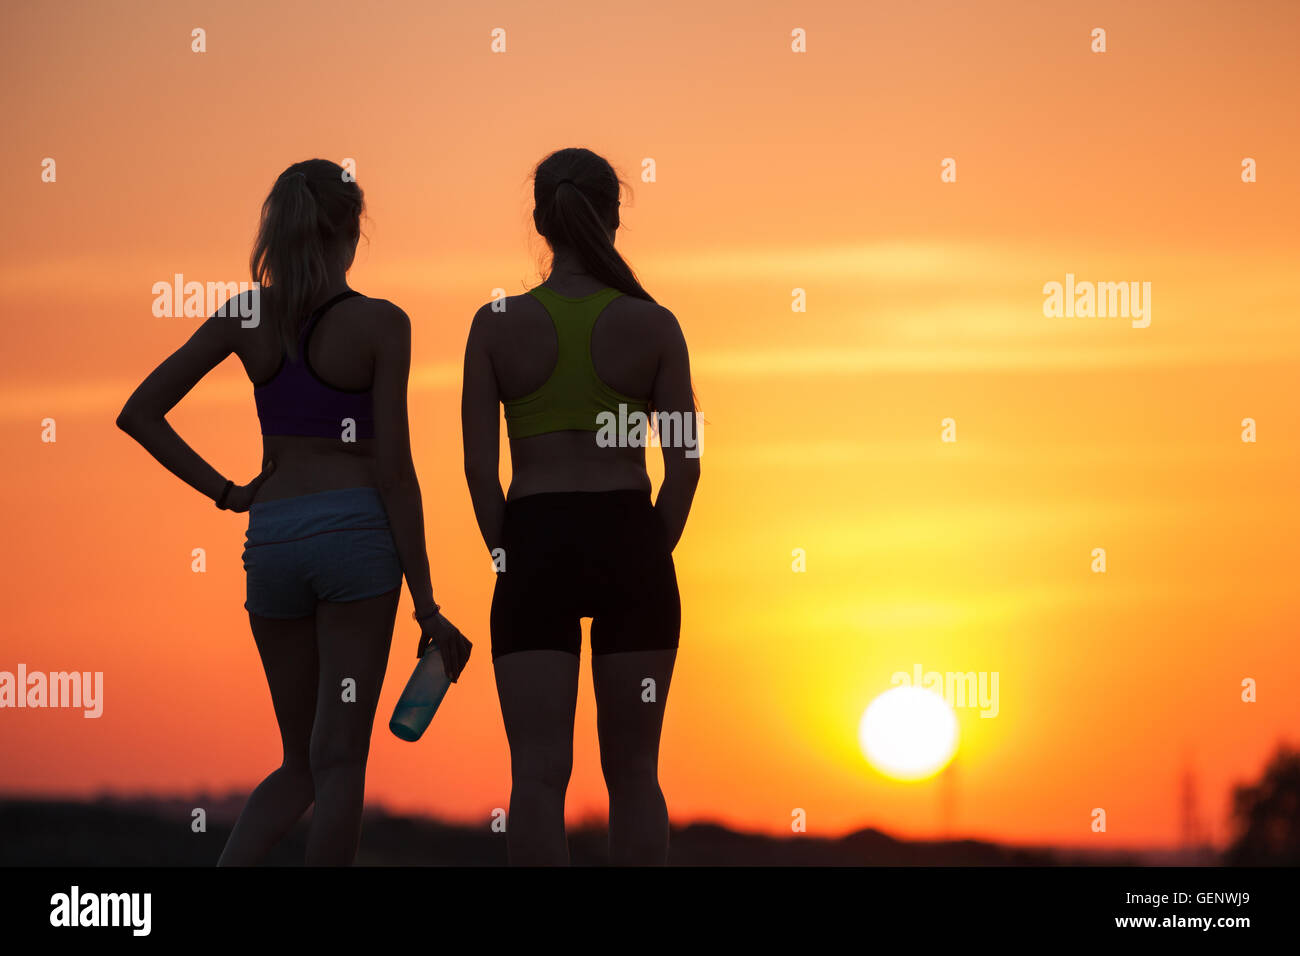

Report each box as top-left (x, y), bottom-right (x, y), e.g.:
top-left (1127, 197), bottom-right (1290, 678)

top-left (860, 687), bottom-right (960, 782)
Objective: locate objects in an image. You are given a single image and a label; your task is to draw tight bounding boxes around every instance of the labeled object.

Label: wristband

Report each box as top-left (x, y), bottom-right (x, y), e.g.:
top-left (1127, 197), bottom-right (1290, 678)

top-left (413, 603), bottom-right (441, 624)
top-left (215, 479), bottom-right (234, 510)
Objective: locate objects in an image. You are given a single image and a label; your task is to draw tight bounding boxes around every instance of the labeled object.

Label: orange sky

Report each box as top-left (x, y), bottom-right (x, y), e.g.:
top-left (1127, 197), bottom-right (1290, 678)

top-left (2, 0), bottom-right (1298, 849)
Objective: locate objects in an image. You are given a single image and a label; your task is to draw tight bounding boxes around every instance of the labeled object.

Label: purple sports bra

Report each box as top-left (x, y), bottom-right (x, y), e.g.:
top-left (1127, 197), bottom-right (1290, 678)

top-left (253, 289), bottom-right (375, 439)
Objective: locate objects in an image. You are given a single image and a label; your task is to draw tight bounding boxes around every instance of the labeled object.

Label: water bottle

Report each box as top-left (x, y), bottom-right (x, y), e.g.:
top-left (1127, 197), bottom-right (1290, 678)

top-left (389, 644), bottom-right (450, 742)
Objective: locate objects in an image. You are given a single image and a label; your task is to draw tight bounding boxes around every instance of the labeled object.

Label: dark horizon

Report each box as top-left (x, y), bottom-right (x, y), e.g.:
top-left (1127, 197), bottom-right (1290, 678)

top-left (0, 793), bottom-right (1220, 867)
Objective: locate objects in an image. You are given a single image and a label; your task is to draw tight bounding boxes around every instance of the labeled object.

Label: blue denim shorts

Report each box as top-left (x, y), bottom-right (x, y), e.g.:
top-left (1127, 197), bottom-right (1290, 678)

top-left (242, 487), bottom-right (402, 619)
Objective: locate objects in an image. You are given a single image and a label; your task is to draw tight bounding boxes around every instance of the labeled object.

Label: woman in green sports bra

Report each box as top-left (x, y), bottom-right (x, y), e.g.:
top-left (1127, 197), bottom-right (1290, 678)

top-left (461, 147), bottom-right (700, 865)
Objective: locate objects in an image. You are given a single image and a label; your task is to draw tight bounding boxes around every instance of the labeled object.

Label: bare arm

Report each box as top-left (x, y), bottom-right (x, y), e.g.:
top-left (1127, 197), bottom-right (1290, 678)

top-left (117, 304), bottom-right (271, 511)
top-left (461, 304), bottom-right (505, 557)
top-left (371, 302), bottom-right (473, 677)
top-left (651, 309), bottom-right (701, 551)
top-left (370, 302), bottom-right (436, 614)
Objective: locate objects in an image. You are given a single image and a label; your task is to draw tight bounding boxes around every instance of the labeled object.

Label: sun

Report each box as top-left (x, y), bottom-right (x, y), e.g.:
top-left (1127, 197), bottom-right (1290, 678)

top-left (859, 686), bottom-right (959, 781)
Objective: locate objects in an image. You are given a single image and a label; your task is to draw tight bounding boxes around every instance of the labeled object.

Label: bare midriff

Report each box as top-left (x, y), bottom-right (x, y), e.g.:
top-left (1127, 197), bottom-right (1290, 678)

top-left (254, 435), bottom-right (378, 503)
top-left (507, 430), bottom-right (651, 500)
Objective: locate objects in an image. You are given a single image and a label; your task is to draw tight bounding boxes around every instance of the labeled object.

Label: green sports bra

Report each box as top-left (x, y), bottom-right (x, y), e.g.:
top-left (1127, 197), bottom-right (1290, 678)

top-left (503, 285), bottom-right (650, 439)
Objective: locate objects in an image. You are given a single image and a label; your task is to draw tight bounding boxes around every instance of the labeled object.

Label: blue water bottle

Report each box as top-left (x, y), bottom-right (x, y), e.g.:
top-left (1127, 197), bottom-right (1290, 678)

top-left (389, 645), bottom-right (450, 741)
top-left (389, 613), bottom-right (453, 741)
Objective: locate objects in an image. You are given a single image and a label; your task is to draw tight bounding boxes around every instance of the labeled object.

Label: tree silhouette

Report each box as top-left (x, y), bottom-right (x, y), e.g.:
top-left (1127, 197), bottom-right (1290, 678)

top-left (1225, 744), bottom-right (1300, 865)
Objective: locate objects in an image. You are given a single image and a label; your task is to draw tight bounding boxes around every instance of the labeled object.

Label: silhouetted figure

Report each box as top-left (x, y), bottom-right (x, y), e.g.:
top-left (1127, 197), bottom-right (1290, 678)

top-left (462, 148), bottom-right (700, 865)
top-left (118, 159), bottom-right (470, 866)
top-left (1226, 744), bottom-right (1300, 865)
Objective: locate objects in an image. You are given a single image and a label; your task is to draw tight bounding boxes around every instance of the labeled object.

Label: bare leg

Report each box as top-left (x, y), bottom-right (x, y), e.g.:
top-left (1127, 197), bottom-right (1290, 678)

top-left (306, 588), bottom-right (399, 866)
top-left (593, 648), bottom-right (677, 865)
top-left (218, 613), bottom-right (318, 866)
top-left (493, 650), bottom-right (580, 865)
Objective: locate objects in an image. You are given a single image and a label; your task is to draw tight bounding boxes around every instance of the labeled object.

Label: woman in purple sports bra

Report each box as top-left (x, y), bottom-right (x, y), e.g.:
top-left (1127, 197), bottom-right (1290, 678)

top-left (117, 158), bottom-right (472, 866)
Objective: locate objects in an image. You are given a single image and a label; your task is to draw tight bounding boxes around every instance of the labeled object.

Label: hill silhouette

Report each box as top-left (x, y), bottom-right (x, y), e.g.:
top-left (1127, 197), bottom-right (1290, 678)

top-left (0, 795), bottom-right (1148, 866)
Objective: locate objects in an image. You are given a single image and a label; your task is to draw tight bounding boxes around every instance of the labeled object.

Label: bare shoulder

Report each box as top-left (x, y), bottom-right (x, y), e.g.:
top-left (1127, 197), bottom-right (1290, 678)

top-left (204, 287), bottom-right (262, 351)
top-left (354, 296), bottom-right (410, 345)
top-left (609, 295), bottom-right (684, 348)
top-left (355, 295), bottom-right (409, 323)
top-left (468, 294), bottom-right (543, 340)
top-left (484, 293), bottom-right (546, 317)
top-left (208, 287), bottom-right (261, 326)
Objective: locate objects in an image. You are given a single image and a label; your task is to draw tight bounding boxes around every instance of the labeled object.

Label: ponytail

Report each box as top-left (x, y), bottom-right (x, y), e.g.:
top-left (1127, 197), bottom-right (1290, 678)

top-left (533, 148), bottom-right (653, 303)
top-left (250, 159), bottom-right (364, 359)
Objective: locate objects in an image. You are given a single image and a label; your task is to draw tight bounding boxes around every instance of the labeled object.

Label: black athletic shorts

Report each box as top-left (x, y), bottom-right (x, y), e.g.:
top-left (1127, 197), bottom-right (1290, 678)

top-left (490, 490), bottom-right (681, 659)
